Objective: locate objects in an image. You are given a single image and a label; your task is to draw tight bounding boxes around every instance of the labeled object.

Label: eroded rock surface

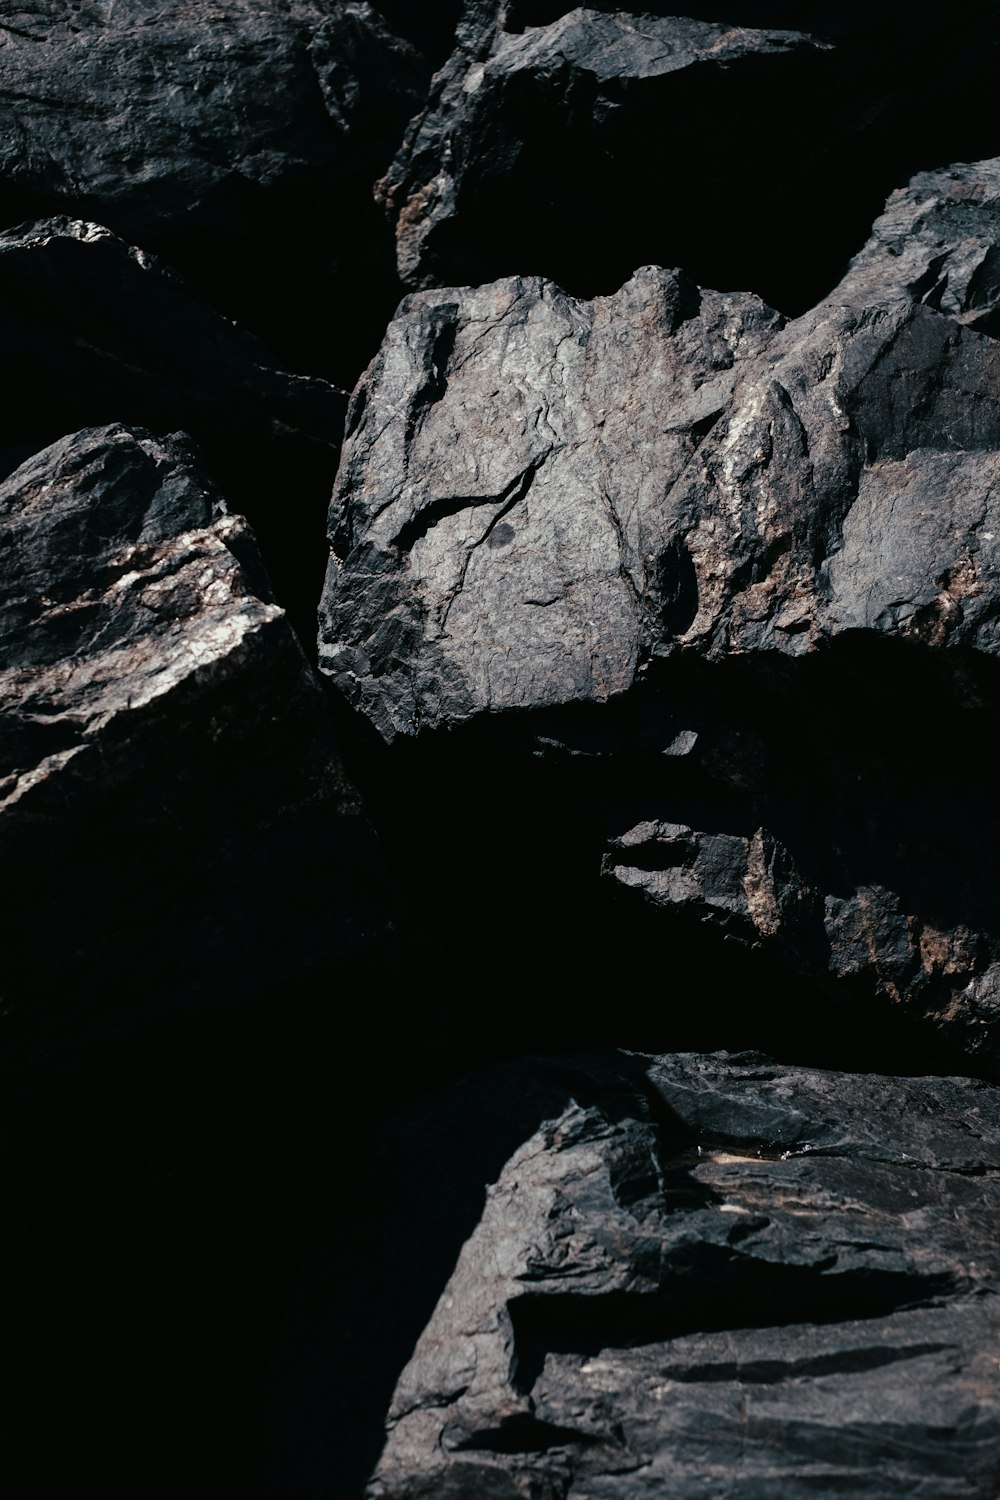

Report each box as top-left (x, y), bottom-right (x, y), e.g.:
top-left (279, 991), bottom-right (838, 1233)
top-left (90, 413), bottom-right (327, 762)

top-left (0, 423), bottom-right (388, 1011)
top-left (368, 1050), bottom-right (1000, 1499)
top-left (0, 1), bottom-right (430, 377)
top-left (319, 159), bottom-right (1000, 1067)
top-left (320, 267), bottom-right (784, 738)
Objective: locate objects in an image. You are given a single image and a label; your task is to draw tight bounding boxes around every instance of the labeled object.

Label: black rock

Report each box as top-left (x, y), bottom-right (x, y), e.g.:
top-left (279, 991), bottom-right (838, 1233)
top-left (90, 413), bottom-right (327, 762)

top-left (0, 216), bottom-right (346, 635)
top-left (0, 1), bottom-right (431, 380)
top-left (362, 1050), bottom-right (1000, 1499)
top-left (0, 422), bottom-right (390, 1015)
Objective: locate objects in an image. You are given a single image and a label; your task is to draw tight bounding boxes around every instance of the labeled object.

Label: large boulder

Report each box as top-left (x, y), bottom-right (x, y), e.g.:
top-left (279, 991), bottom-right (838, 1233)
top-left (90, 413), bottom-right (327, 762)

top-left (324, 158), bottom-right (1000, 732)
top-left (361, 1050), bottom-right (1000, 1498)
top-left (319, 267), bottom-right (784, 738)
top-left (319, 161), bottom-right (1000, 1069)
top-left (0, 1), bottom-right (431, 379)
top-left (0, 422), bottom-right (389, 1013)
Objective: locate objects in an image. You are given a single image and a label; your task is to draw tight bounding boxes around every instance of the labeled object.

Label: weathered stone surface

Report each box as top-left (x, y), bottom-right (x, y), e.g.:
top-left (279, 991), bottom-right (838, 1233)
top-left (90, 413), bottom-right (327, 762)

top-left (0, 1), bottom-right (430, 378)
top-left (321, 164), bottom-right (1000, 727)
top-left (319, 161), bottom-right (1000, 1067)
top-left (319, 267), bottom-right (784, 738)
top-left (0, 422), bottom-right (389, 1011)
top-left (0, 216), bottom-right (345, 631)
top-left (368, 1050), bottom-right (1000, 1499)
top-left (842, 158), bottom-right (1000, 333)
top-left (0, 0), bottom-right (426, 231)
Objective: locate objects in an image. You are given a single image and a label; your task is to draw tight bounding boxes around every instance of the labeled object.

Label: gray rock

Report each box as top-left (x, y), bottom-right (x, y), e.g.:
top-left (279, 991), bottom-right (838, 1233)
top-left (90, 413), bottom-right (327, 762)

top-left (0, 0), bottom-right (426, 237)
top-left (368, 1051), bottom-right (1000, 1499)
top-left (319, 161), bottom-right (1000, 1067)
top-left (0, 422), bottom-right (389, 1011)
top-left (378, 6), bottom-right (828, 293)
top-left (319, 267), bottom-right (784, 739)
top-left (321, 161), bottom-right (1000, 737)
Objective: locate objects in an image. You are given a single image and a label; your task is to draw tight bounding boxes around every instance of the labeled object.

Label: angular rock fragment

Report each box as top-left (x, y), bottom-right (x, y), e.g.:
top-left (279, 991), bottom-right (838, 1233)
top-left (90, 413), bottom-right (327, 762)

top-left (0, 1), bottom-right (431, 377)
top-left (320, 267), bottom-right (784, 738)
top-left (0, 216), bottom-right (345, 631)
top-left (0, 423), bottom-right (389, 1012)
top-left (843, 157), bottom-right (1000, 333)
top-left (321, 159), bottom-right (1000, 1067)
top-left (368, 1051), bottom-right (1000, 1499)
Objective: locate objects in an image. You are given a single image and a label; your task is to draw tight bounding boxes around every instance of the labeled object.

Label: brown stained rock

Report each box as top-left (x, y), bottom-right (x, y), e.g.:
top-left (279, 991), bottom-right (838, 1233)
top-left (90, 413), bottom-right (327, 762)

top-left (363, 1051), bottom-right (1000, 1499)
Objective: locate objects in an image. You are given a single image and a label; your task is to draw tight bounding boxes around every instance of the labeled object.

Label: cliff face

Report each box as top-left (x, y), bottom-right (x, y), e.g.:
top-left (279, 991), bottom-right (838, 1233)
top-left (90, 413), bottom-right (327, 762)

top-left (3, 3), bottom-right (1000, 1497)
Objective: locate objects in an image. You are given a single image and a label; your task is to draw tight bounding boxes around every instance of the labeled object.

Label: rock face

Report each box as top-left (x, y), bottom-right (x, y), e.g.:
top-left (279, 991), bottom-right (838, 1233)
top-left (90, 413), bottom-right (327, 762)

top-left (368, 1050), bottom-right (1000, 1499)
top-left (5, 6), bottom-right (1000, 1497)
top-left (0, 422), bottom-right (388, 1012)
top-left (320, 268), bottom-right (784, 737)
top-left (319, 157), bottom-right (1000, 1069)
top-left (323, 157), bottom-right (1000, 734)
top-left (0, 216), bottom-right (345, 630)
top-left (0, 1), bottom-right (431, 377)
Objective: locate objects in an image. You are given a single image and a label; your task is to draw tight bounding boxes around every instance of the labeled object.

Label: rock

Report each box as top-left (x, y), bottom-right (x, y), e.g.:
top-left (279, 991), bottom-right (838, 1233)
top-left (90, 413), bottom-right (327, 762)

top-left (321, 162), bottom-right (1000, 734)
top-left (319, 267), bottom-right (784, 739)
top-left (319, 161), bottom-right (1000, 1068)
top-left (377, 3), bottom-right (1000, 314)
top-left (367, 1050), bottom-right (1000, 1499)
top-left (0, 422), bottom-right (389, 1014)
top-left (842, 158), bottom-right (1000, 334)
top-left (0, 1), bottom-right (431, 380)
top-left (0, 215), bottom-right (347, 634)
top-left (662, 168), bottom-right (1000, 661)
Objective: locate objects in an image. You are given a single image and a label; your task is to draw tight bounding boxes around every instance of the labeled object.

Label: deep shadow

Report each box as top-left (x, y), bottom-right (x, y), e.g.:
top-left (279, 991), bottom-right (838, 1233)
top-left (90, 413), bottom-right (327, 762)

top-left (325, 634), bottom-right (1000, 1083)
top-left (508, 1263), bottom-right (956, 1393)
top-left (415, 2), bottom-right (1000, 319)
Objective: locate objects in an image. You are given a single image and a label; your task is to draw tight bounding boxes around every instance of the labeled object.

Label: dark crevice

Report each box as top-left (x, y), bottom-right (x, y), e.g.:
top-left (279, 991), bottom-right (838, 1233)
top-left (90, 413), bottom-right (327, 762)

top-left (454, 1415), bottom-right (603, 1454)
top-left (655, 534), bottom-right (699, 637)
top-left (391, 450), bottom-right (549, 552)
top-left (508, 1265), bottom-right (958, 1393)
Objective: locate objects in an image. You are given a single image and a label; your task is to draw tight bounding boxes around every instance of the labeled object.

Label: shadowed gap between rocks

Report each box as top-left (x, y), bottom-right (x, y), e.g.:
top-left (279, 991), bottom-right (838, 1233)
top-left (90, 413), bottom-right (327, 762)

top-left (506, 1266), bottom-right (958, 1395)
top-left (325, 631), bottom-right (1000, 1081)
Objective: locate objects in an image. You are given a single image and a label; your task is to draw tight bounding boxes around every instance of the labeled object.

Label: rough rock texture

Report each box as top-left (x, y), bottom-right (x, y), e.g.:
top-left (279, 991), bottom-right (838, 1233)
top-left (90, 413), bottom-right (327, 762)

top-left (378, 3), bottom-right (1000, 312)
top-left (323, 157), bottom-right (1000, 734)
top-left (379, 8), bottom-right (827, 294)
top-left (0, 1), bottom-right (431, 378)
top-left (320, 267), bottom-right (784, 737)
top-left (0, 422), bottom-right (388, 1011)
top-left (6, 7), bottom-right (1000, 1498)
top-left (367, 1050), bottom-right (1000, 1499)
top-left (319, 158), bottom-right (1000, 1069)
top-left (0, 215), bottom-right (346, 633)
